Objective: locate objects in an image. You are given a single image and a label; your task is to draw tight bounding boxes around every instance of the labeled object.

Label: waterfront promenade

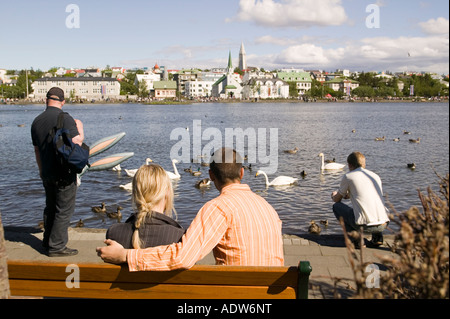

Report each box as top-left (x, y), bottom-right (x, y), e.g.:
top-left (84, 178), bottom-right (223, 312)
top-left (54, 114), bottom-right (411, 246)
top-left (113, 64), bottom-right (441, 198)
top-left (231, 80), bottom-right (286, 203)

top-left (4, 226), bottom-right (397, 299)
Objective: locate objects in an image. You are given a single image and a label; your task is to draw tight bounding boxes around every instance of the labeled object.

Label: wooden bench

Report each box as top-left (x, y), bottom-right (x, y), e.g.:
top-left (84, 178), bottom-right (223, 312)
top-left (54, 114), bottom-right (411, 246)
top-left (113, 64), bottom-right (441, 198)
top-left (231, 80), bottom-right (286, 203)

top-left (7, 260), bottom-right (312, 299)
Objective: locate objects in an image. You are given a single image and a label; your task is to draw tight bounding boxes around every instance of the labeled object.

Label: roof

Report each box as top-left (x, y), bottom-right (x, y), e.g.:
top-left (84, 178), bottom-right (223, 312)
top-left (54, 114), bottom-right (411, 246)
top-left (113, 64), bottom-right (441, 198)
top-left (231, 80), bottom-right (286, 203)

top-left (277, 71), bottom-right (312, 82)
top-left (153, 81), bottom-right (177, 90)
top-left (213, 75), bottom-right (227, 86)
top-left (326, 77), bottom-right (359, 84)
top-left (35, 77), bottom-right (118, 82)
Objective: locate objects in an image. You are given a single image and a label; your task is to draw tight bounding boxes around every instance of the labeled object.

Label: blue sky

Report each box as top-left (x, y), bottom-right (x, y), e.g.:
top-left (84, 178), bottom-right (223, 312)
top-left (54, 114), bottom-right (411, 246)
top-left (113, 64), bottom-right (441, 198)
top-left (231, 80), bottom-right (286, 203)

top-left (0, 0), bottom-right (448, 73)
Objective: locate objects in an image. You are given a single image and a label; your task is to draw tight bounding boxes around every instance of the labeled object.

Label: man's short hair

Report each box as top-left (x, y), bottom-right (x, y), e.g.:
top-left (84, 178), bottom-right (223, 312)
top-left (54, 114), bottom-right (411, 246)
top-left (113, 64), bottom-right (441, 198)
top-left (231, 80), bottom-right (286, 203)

top-left (347, 152), bottom-right (366, 169)
top-left (209, 148), bottom-right (243, 185)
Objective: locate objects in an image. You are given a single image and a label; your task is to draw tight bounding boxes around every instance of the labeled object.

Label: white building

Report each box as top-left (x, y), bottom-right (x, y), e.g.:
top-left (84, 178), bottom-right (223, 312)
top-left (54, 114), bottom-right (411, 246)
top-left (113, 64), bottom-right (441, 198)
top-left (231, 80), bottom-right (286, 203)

top-left (185, 80), bottom-right (214, 98)
top-left (135, 73), bottom-right (161, 91)
top-left (242, 78), bottom-right (289, 100)
top-left (32, 77), bottom-right (121, 101)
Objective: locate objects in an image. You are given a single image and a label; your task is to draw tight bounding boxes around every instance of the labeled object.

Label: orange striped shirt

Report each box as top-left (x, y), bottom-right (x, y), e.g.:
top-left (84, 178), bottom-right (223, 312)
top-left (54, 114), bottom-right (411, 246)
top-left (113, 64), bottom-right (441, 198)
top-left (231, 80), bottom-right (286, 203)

top-left (127, 183), bottom-right (284, 271)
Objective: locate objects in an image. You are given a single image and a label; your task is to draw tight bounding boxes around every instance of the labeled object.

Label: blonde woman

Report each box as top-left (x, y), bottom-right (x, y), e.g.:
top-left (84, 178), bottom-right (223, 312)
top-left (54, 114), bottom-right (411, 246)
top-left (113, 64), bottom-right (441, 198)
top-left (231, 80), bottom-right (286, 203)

top-left (106, 163), bottom-right (185, 249)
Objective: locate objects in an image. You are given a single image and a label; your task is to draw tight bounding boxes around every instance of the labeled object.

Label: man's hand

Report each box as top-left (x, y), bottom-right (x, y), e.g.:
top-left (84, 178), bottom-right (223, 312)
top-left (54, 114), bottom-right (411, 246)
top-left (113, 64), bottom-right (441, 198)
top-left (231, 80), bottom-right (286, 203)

top-left (96, 239), bottom-right (127, 264)
top-left (331, 191), bottom-right (344, 203)
top-left (72, 119), bottom-right (84, 146)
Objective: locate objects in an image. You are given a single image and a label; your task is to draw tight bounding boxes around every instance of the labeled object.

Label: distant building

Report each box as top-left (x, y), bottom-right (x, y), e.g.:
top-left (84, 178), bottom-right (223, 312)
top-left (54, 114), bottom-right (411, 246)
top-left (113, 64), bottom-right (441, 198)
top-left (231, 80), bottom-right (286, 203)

top-left (212, 51), bottom-right (243, 99)
top-left (309, 70), bottom-right (326, 83)
top-left (325, 78), bottom-right (359, 95)
top-left (277, 70), bottom-right (312, 95)
top-left (152, 81), bottom-right (177, 100)
top-left (242, 78), bottom-right (289, 100)
top-left (173, 69), bottom-right (200, 95)
top-left (135, 73), bottom-right (161, 91)
top-left (32, 77), bottom-right (120, 101)
top-left (185, 80), bottom-right (214, 98)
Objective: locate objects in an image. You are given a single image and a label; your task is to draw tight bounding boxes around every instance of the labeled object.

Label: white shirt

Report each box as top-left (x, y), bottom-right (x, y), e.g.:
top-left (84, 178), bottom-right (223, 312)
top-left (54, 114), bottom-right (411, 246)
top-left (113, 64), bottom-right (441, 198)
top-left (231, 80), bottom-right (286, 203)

top-left (338, 167), bottom-right (390, 226)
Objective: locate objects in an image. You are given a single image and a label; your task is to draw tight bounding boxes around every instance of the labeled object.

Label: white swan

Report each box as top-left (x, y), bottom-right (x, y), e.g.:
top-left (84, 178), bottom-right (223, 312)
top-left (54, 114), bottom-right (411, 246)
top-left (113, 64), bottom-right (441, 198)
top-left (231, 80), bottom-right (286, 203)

top-left (166, 159), bottom-right (181, 180)
top-left (119, 182), bottom-right (132, 191)
top-left (125, 158), bottom-right (153, 177)
top-left (319, 153), bottom-right (346, 171)
top-left (255, 170), bottom-right (298, 187)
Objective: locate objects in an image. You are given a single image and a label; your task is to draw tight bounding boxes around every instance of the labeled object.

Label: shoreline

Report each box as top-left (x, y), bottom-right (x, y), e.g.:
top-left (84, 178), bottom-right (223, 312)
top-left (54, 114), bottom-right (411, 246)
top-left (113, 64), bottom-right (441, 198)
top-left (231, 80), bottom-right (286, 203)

top-left (2, 97), bottom-right (449, 106)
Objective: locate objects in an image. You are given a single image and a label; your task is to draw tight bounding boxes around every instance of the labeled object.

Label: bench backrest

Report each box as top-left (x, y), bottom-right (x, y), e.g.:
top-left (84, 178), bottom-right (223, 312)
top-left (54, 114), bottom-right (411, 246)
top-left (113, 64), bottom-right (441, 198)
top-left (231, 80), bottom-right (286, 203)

top-left (7, 260), bottom-right (311, 299)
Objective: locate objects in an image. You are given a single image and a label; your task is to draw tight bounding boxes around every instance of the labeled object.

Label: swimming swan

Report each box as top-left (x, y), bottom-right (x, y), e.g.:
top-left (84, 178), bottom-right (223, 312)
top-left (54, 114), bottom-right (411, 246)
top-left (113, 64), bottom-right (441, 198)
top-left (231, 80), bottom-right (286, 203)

top-left (125, 158), bottom-right (153, 177)
top-left (319, 153), bottom-right (346, 171)
top-left (166, 159), bottom-right (181, 180)
top-left (255, 170), bottom-right (298, 187)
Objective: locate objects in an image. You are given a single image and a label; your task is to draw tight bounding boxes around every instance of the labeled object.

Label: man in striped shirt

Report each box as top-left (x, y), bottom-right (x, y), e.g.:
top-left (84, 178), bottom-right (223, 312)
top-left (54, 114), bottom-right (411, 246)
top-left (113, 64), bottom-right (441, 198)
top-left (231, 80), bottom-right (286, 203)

top-left (97, 148), bottom-right (284, 270)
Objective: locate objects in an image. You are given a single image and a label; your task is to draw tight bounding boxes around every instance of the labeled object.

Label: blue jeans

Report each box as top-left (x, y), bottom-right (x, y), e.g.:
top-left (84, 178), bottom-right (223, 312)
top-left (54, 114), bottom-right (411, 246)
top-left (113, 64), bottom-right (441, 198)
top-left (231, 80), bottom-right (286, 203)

top-left (43, 180), bottom-right (77, 253)
top-left (333, 202), bottom-right (387, 239)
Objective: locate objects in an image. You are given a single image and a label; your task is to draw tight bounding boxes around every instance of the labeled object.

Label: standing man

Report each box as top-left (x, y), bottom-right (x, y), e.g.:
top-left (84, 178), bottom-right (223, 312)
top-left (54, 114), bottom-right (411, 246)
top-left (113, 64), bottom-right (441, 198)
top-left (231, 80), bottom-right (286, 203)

top-left (331, 152), bottom-right (390, 248)
top-left (31, 87), bottom-right (85, 257)
top-left (97, 148), bottom-right (284, 269)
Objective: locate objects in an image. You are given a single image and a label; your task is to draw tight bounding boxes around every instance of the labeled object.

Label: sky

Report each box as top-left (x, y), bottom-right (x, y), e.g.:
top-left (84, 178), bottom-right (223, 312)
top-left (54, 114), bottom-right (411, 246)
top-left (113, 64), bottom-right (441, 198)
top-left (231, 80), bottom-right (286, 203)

top-left (0, 0), bottom-right (449, 74)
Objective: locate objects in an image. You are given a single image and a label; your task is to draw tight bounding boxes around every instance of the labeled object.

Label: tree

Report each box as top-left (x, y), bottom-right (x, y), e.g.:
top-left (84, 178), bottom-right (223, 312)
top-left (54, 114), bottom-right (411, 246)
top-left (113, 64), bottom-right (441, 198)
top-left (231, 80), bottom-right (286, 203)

top-left (138, 80), bottom-right (149, 98)
top-left (353, 86), bottom-right (376, 98)
top-left (288, 82), bottom-right (298, 98)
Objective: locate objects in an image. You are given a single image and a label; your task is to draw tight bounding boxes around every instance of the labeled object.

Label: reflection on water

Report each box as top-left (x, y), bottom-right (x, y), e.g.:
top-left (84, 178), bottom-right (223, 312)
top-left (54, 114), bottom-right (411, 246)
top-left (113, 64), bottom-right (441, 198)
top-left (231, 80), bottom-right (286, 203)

top-left (0, 102), bottom-right (448, 235)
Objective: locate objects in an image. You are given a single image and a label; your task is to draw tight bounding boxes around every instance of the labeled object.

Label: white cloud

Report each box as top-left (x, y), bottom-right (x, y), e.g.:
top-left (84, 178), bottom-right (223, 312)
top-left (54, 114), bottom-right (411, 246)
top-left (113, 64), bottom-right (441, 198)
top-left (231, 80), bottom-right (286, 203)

top-left (270, 35), bottom-right (449, 73)
top-left (232, 0), bottom-right (348, 28)
top-left (419, 17), bottom-right (449, 35)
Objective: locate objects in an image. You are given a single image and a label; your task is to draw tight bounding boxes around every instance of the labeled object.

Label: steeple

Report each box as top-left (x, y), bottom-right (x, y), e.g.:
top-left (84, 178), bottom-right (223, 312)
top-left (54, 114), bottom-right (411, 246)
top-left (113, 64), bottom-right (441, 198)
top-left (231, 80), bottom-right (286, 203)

top-left (239, 42), bottom-right (247, 71)
top-left (227, 50), bottom-right (233, 73)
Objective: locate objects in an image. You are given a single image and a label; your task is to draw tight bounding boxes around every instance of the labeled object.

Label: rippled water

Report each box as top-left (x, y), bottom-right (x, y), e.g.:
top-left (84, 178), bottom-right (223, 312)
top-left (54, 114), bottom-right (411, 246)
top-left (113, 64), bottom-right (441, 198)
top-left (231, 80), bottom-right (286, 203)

top-left (0, 102), bottom-right (448, 235)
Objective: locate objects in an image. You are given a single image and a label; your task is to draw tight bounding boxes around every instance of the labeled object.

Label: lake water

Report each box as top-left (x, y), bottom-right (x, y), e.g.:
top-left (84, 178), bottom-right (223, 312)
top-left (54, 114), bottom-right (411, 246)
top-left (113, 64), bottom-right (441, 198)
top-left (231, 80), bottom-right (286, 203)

top-left (0, 102), bottom-right (448, 235)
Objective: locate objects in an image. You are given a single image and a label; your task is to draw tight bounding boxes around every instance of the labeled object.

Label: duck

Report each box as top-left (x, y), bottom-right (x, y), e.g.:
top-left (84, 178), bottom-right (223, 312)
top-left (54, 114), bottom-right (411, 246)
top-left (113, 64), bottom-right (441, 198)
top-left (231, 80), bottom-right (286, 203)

top-left (17, 124), bottom-right (26, 128)
top-left (125, 158), bottom-right (153, 177)
top-left (107, 206), bottom-right (122, 220)
top-left (255, 170), bottom-right (298, 187)
top-left (393, 138), bottom-right (400, 142)
top-left (192, 168), bottom-right (202, 177)
top-left (167, 159), bottom-right (181, 180)
top-left (352, 129), bottom-right (356, 133)
top-left (75, 219), bottom-right (84, 228)
top-left (308, 220), bottom-right (322, 235)
top-left (91, 202), bottom-right (106, 214)
top-left (184, 166), bottom-right (193, 173)
top-left (300, 170), bottom-right (307, 178)
top-left (318, 153), bottom-right (346, 171)
top-left (409, 138), bottom-right (421, 144)
top-left (284, 147), bottom-right (299, 154)
top-left (407, 163), bottom-right (416, 170)
top-left (243, 163), bottom-right (252, 171)
top-left (195, 178), bottom-right (211, 188)
top-left (374, 136), bottom-right (385, 141)
top-left (320, 220), bottom-right (329, 227)
top-left (403, 131), bottom-right (412, 135)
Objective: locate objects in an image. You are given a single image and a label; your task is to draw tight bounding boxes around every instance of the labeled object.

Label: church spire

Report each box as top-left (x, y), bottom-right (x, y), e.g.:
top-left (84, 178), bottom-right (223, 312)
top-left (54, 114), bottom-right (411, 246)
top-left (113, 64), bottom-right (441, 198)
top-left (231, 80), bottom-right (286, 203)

top-left (227, 50), bottom-right (233, 73)
top-left (239, 42), bottom-right (247, 71)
